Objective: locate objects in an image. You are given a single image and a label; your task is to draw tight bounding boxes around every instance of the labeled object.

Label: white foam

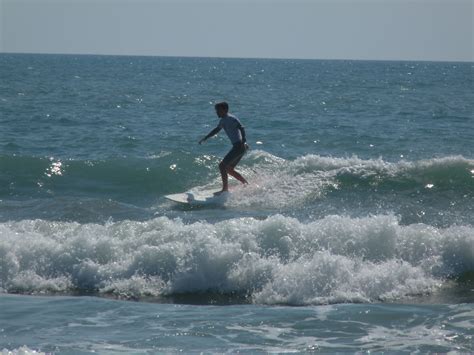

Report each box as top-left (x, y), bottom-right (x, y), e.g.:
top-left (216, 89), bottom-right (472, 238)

top-left (197, 151), bottom-right (474, 209)
top-left (1, 347), bottom-right (45, 355)
top-left (0, 214), bottom-right (472, 304)
top-left (252, 252), bottom-right (439, 305)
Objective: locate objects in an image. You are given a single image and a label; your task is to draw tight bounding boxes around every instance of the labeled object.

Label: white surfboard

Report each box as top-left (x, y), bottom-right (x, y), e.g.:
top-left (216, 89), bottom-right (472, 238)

top-left (165, 189), bottom-right (230, 205)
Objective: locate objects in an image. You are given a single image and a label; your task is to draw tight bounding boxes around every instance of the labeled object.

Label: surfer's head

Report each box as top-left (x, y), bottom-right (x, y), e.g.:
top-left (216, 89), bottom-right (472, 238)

top-left (215, 101), bottom-right (229, 118)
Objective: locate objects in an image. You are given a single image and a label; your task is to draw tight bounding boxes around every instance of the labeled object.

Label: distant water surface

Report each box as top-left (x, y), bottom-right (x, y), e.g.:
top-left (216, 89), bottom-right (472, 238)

top-left (0, 54), bottom-right (473, 353)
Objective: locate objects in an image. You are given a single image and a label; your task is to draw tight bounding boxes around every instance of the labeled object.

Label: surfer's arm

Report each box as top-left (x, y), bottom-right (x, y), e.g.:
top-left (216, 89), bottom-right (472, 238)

top-left (199, 126), bottom-right (221, 144)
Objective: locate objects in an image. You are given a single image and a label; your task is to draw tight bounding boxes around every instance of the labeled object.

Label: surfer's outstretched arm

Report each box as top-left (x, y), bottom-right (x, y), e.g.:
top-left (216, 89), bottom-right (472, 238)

top-left (199, 126), bottom-right (221, 144)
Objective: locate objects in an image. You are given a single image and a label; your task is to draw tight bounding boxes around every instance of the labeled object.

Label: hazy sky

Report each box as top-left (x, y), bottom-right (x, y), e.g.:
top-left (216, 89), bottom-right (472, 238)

top-left (1, 0), bottom-right (473, 61)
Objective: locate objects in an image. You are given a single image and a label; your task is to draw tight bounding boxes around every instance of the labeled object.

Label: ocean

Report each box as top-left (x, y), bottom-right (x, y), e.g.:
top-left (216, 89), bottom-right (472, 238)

top-left (0, 53), bottom-right (473, 353)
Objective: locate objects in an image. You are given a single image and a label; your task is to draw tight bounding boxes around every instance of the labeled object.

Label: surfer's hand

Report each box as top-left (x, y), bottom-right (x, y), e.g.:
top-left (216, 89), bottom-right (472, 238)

top-left (244, 143), bottom-right (249, 150)
top-left (198, 138), bottom-right (205, 145)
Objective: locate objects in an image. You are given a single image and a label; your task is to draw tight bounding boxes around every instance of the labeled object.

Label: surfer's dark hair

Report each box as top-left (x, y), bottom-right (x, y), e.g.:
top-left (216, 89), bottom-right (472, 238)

top-left (215, 102), bottom-right (229, 111)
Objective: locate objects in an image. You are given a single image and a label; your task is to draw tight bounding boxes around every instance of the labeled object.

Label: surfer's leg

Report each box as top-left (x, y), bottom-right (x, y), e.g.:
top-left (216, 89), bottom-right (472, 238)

top-left (218, 161), bottom-right (229, 192)
top-left (219, 144), bottom-right (247, 191)
top-left (220, 146), bottom-right (239, 192)
top-left (226, 166), bottom-right (248, 185)
top-left (226, 145), bottom-right (247, 185)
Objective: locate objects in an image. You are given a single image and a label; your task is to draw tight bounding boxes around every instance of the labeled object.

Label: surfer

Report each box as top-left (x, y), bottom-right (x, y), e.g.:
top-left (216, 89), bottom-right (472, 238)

top-left (199, 102), bottom-right (249, 194)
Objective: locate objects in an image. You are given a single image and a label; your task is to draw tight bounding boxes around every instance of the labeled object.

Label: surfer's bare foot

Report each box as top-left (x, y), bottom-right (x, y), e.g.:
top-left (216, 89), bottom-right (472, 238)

top-left (214, 189), bottom-right (228, 196)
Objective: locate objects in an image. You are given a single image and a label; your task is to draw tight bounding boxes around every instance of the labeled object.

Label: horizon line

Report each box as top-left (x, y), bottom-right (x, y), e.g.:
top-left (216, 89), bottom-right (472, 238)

top-left (1, 50), bottom-right (473, 64)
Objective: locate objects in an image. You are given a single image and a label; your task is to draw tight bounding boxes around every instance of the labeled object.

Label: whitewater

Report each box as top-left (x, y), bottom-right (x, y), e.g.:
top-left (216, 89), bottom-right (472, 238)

top-left (0, 53), bottom-right (473, 353)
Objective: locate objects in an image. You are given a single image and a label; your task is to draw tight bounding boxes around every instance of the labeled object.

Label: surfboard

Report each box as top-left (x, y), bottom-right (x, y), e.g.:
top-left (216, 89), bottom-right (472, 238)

top-left (165, 189), bottom-right (230, 205)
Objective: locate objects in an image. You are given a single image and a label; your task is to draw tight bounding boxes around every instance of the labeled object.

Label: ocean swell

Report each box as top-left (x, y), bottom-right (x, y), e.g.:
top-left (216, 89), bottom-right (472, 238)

top-left (0, 152), bottom-right (214, 200)
top-left (2, 152), bottom-right (472, 201)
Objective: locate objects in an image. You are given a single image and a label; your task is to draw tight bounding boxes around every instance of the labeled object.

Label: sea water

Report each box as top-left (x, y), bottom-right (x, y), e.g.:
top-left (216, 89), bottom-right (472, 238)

top-left (0, 53), bottom-right (473, 353)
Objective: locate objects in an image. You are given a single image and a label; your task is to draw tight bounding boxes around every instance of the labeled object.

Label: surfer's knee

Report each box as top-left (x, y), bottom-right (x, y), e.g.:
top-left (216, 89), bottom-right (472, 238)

top-left (219, 161), bottom-right (227, 171)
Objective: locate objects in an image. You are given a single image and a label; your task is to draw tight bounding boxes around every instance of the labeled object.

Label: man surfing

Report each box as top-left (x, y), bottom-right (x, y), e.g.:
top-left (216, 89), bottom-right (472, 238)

top-left (199, 102), bottom-right (249, 194)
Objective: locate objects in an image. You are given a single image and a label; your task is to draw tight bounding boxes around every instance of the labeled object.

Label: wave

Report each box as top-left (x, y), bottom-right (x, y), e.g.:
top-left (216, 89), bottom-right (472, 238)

top-left (1, 152), bottom-right (473, 227)
top-left (2, 152), bottom-right (472, 201)
top-left (291, 153), bottom-right (474, 189)
top-left (205, 151), bottom-right (474, 210)
top-left (1, 214), bottom-right (472, 305)
top-left (0, 152), bottom-right (216, 199)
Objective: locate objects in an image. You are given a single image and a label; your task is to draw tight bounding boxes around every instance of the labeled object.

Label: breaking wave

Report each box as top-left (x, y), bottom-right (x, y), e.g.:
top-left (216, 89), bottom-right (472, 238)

top-left (223, 151), bottom-right (474, 207)
top-left (1, 152), bottom-right (473, 204)
top-left (1, 214), bottom-right (472, 305)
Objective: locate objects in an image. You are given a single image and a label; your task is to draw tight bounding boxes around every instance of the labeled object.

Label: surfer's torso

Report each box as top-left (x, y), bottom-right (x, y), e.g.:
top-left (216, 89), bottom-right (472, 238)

top-left (218, 114), bottom-right (243, 144)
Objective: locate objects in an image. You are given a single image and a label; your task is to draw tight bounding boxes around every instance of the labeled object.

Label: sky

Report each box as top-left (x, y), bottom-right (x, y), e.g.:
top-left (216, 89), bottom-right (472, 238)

top-left (1, 0), bottom-right (473, 62)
